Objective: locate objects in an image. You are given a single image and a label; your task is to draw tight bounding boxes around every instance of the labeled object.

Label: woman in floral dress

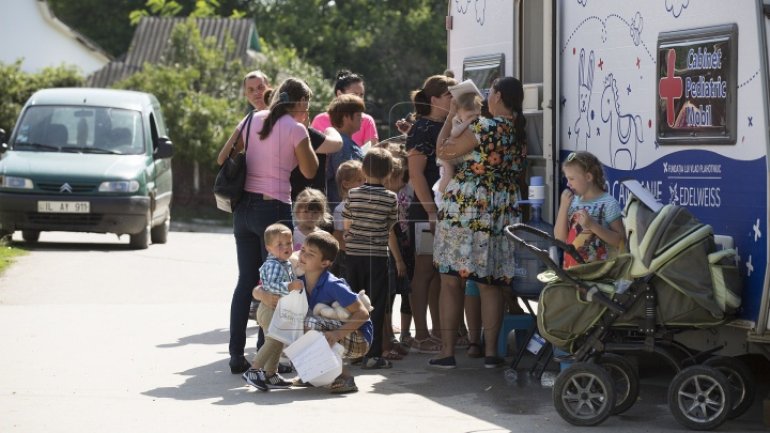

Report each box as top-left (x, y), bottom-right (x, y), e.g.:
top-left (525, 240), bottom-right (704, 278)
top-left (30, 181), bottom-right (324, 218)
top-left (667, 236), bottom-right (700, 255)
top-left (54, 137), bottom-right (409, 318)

top-left (429, 77), bottom-right (528, 368)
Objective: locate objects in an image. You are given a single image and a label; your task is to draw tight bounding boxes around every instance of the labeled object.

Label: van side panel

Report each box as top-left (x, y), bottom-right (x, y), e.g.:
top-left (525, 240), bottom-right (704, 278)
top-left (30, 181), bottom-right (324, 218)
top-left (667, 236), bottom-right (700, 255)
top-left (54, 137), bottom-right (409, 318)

top-left (558, 0), bottom-right (768, 323)
top-left (447, 0), bottom-right (515, 79)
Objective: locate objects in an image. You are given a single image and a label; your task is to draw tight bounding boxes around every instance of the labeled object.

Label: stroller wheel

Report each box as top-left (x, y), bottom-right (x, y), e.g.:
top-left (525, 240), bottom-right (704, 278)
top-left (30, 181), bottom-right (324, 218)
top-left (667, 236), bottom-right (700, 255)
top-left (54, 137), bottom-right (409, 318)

top-left (668, 365), bottom-right (732, 430)
top-left (598, 353), bottom-right (639, 415)
top-left (553, 362), bottom-right (616, 426)
top-left (703, 356), bottom-right (755, 420)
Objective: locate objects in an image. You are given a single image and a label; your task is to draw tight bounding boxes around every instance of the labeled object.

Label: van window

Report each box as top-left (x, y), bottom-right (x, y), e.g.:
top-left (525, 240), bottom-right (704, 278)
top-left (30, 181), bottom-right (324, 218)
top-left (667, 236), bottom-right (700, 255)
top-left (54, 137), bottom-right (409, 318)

top-left (463, 53), bottom-right (505, 96)
top-left (520, 0), bottom-right (544, 85)
top-left (12, 106), bottom-right (146, 155)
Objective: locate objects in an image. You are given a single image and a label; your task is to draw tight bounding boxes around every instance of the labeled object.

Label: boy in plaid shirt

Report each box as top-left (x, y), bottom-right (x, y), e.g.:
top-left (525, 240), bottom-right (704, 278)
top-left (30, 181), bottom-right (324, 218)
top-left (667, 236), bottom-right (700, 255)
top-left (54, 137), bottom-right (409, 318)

top-left (243, 223), bottom-right (304, 391)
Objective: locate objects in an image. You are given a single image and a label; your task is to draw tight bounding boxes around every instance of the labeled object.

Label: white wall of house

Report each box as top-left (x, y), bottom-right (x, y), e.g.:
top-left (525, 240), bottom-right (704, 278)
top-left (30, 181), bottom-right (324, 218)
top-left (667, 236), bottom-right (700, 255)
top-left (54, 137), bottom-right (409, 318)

top-left (0, 0), bottom-right (110, 74)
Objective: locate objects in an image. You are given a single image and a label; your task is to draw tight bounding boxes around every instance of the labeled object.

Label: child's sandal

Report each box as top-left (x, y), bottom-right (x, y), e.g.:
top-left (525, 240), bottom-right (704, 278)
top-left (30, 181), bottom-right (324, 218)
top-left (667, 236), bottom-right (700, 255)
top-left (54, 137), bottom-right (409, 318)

top-left (466, 342), bottom-right (483, 358)
top-left (410, 337), bottom-right (442, 354)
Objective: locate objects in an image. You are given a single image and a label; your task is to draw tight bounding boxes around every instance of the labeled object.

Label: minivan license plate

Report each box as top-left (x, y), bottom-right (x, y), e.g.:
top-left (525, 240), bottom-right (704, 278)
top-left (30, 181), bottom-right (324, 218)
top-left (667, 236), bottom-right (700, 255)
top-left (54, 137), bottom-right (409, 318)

top-left (37, 201), bottom-right (90, 213)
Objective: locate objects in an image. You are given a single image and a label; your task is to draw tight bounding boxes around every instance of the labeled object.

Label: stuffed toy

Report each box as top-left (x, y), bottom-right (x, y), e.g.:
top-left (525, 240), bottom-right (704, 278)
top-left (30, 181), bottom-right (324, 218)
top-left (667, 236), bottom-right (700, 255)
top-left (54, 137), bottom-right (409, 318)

top-left (312, 290), bottom-right (373, 320)
top-left (288, 251), bottom-right (304, 277)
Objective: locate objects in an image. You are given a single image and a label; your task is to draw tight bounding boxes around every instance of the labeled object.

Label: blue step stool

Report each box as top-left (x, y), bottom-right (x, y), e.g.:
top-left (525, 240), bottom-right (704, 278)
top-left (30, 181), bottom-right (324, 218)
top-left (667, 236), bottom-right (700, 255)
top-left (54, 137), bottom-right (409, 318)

top-left (498, 313), bottom-right (534, 356)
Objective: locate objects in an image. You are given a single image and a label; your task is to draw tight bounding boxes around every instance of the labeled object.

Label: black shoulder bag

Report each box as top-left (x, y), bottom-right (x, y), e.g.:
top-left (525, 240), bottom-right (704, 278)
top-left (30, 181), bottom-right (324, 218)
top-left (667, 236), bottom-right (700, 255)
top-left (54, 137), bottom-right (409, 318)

top-left (213, 111), bottom-right (254, 213)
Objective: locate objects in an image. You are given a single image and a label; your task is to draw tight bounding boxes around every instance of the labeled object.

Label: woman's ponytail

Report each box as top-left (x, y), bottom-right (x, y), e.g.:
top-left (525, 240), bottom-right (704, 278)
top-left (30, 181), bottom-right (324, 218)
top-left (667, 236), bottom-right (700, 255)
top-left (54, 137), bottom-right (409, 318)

top-left (258, 78), bottom-right (312, 140)
top-left (514, 108), bottom-right (527, 146)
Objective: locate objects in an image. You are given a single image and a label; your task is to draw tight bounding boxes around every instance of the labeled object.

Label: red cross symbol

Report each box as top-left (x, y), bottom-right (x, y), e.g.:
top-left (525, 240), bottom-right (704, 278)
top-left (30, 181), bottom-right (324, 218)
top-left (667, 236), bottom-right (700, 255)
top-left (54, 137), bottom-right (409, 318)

top-left (659, 49), bottom-right (683, 127)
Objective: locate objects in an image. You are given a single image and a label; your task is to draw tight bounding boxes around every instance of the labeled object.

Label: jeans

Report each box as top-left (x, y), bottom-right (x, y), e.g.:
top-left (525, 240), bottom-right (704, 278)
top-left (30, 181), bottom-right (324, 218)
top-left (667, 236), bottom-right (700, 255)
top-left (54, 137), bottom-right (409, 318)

top-left (229, 192), bottom-right (292, 361)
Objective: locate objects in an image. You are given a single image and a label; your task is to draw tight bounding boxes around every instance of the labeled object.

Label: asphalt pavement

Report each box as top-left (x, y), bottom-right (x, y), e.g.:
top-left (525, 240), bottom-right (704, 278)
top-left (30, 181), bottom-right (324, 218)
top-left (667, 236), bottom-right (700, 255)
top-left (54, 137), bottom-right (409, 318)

top-left (0, 230), bottom-right (767, 433)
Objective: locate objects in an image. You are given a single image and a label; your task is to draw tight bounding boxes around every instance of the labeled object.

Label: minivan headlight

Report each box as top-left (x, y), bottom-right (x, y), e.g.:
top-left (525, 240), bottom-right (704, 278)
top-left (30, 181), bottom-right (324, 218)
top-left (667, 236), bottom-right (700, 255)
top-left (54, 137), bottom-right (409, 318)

top-left (98, 180), bottom-right (140, 193)
top-left (0, 176), bottom-right (33, 189)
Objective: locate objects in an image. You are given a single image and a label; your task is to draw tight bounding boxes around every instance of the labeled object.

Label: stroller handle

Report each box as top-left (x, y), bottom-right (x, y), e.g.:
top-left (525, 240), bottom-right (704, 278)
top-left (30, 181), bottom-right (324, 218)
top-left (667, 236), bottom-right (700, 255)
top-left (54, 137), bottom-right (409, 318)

top-left (504, 224), bottom-right (625, 315)
top-left (503, 223), bottom-right (584, 269)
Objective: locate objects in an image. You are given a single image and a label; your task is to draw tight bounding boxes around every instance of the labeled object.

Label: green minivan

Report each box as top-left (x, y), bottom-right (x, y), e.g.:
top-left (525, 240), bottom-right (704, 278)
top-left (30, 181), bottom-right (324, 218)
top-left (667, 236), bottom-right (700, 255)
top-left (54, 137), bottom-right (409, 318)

top-left (0, 88), bottom-right (173, 249)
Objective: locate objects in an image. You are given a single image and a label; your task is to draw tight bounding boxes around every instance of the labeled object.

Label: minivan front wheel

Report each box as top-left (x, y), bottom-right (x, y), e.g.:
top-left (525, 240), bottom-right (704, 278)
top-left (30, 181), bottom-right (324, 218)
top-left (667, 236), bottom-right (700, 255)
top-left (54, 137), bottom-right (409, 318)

top-left (150, 212), bottom-right (169, 244)
top-left (129, 214), bottom-right (150, 249)
top-left (22, 230), bottom-right (40, 243)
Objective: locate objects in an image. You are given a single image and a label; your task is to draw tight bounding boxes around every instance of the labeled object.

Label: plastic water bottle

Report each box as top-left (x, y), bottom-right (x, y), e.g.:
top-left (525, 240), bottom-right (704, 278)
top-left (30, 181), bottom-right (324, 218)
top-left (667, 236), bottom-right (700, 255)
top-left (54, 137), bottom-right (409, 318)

top-left (513, 176), bottom-right (557, 297)
top-left (540, 371), bottom-right (557, 387)
top-left (503, 368), bottom-right (519, 384)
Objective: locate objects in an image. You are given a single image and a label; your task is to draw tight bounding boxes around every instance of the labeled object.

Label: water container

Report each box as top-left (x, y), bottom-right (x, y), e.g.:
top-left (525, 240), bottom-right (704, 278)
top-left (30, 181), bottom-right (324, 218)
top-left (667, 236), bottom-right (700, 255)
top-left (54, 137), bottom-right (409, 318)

top-left (513, 204), bottom-right (556, 296)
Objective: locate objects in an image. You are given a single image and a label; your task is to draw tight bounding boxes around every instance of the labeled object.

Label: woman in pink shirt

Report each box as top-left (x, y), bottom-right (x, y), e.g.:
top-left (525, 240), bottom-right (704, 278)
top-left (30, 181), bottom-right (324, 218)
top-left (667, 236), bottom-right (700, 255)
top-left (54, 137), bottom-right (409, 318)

top-left (311, 69), bottom-right (378, 148)
top-left (219, 77), bottom-right (319, 374)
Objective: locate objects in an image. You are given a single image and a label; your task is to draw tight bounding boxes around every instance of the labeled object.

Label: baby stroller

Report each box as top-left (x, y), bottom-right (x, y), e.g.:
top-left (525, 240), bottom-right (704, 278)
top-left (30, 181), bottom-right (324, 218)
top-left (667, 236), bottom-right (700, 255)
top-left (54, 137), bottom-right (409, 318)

top-left (504, 180), bottom-right (748, 430)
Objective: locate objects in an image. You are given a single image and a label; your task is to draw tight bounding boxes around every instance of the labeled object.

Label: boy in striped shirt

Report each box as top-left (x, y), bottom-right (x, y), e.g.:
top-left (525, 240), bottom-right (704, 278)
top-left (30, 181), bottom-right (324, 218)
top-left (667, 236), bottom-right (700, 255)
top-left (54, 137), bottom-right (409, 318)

top-left (342, 147), bottom-right (399, 369)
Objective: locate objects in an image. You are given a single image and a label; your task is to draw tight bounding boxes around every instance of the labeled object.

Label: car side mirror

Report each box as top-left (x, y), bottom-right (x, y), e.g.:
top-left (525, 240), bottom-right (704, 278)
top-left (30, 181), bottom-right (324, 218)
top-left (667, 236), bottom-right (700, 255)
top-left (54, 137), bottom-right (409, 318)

top-left (154, 136), bottom-right (173, 159)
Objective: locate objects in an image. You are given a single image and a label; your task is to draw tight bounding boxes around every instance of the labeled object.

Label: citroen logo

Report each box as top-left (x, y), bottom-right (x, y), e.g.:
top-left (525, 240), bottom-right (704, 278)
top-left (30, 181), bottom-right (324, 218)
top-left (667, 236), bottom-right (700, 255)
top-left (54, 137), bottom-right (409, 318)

top-left (60, 183), bottom-right (73, 193)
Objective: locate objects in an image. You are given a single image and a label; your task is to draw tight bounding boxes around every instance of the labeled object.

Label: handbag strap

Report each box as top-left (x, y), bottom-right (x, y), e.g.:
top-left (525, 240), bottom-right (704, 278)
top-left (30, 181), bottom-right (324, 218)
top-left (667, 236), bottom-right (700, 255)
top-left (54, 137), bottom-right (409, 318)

top-left (230, 110), bottom-right (255, 158)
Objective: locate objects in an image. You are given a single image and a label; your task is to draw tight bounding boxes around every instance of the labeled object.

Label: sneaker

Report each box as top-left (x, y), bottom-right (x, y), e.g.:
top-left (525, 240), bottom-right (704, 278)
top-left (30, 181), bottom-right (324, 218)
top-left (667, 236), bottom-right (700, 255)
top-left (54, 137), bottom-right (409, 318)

top-left (484, 356), bottom-right (505, 369)
top-left (265, 373), bottom-right (292, 389)
top-left (242, 368), bottom-right (269, 391)
top-left (428, 356), bottom-right (457, 369)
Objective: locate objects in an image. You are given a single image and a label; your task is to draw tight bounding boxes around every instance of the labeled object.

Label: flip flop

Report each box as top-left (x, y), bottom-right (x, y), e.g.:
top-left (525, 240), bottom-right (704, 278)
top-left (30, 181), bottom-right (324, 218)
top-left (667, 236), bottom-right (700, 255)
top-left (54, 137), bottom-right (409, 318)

top-left (361, 356), bottom-right (393, 369)
top-left (330, 375), bottom-right (358, 394)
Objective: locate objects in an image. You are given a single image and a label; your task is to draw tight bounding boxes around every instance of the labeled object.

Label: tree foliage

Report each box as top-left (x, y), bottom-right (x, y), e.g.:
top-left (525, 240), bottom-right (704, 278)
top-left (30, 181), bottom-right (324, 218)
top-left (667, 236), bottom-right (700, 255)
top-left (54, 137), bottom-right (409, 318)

top-left (129, 0), bottom-right (245, 26)
top-left (255, 42), bottom-right (334, 118)
top-left (47, 0), bottom-right (144, 57)
top-left (114, 18), bottom-right (246, 165)
top-left (47, 0), bottom-right (447, 138)
top-left (0, 61), bottom-right (84, 134)
top-left (113, 19), bottom-right (334, 167)
top-left (245, 0), bottom-right (447, 136)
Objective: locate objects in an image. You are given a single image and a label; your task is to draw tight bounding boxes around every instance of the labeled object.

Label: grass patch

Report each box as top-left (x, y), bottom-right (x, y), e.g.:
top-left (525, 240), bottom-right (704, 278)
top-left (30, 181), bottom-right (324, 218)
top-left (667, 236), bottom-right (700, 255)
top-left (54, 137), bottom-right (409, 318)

top-left (0, 240), bottom-right (26, 275)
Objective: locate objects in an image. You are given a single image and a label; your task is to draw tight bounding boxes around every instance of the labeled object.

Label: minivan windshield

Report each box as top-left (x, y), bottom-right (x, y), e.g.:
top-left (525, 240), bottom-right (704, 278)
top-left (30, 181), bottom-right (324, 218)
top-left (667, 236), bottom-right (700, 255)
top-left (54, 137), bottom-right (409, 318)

top-left (12, 106), bottom-right (146, 155)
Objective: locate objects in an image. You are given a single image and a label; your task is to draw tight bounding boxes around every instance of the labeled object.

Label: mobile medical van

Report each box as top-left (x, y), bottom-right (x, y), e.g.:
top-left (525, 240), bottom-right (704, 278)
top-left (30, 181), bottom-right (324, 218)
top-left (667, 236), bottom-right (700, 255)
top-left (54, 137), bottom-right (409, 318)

top-left (447, 0), bottom-right (770, 357)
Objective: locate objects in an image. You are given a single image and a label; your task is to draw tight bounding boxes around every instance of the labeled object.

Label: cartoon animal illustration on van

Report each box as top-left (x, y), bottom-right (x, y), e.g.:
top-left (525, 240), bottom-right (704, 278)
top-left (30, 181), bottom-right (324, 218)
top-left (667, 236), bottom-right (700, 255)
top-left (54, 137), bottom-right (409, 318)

top-left (600, 73), bottom-right (643, 169)
top-left (574, 49), bottom-right (595, 150)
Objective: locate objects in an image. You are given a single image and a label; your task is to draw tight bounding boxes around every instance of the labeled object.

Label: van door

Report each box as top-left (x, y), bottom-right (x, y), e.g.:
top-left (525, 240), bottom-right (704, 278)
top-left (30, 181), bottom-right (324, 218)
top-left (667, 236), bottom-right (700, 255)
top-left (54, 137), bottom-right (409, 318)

top-left (148, 112), bottom-right (172, 225)
top-left (517, 0), bottom-right (556, 223)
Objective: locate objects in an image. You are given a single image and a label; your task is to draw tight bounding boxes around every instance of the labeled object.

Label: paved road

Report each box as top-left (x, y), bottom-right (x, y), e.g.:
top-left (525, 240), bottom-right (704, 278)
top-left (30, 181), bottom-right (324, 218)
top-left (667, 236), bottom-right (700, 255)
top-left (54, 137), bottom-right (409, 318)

top-left (0, 230), bottom-right (767, 433)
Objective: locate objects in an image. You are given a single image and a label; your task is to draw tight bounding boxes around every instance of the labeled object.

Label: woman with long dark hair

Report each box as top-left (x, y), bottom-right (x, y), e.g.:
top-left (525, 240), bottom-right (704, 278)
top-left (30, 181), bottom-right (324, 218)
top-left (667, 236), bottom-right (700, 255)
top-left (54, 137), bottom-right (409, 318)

top-left (429, 77), bottom-right (528, 369)
top-left (404, 74), bottom-right (456, 354)
top-left (220, 77), bottom-right (319, 373)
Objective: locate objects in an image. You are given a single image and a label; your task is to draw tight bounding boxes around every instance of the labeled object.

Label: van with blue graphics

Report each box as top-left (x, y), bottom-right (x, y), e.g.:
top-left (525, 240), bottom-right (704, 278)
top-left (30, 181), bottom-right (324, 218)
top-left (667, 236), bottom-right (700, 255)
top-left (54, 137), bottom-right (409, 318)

top-left (447, 1), bottom-right (770, 353)
top-left (0, 88), bottom-right (173, 249)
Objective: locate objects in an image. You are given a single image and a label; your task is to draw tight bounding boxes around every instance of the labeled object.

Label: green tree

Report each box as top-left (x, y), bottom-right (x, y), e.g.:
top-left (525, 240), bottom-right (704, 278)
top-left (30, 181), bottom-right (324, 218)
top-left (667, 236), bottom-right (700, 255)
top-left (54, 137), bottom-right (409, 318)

top-left (47, 0), bottom-right (144, 57)
top-left (255, 42), bottom-right (334, 117)
top-left (47, 0), bottom-right (448, 138)
top-left (0, 61), bottom-right (84, 134)
top-left (113, 19), bottom-right (334, 166)
top-left (244, 0), bottom-right (447, 136)
top-left (114, 18), bottom-right (245, 165)
top-left (129, 0), bottom-right (245, 25)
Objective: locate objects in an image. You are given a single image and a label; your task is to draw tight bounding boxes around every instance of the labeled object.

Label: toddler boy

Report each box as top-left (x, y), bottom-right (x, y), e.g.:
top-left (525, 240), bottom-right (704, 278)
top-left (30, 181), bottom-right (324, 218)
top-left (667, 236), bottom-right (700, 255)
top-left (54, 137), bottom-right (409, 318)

top-left (242, 223), bottom-right (304, 391)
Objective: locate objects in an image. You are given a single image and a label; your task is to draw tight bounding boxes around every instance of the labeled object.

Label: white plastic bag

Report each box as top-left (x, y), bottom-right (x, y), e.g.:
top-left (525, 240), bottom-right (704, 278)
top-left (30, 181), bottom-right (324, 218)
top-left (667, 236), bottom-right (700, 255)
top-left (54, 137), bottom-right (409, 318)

top-left (283, 330), bottom-right (343, 387)
top-left (266, 289), bottom-right (308, 345)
